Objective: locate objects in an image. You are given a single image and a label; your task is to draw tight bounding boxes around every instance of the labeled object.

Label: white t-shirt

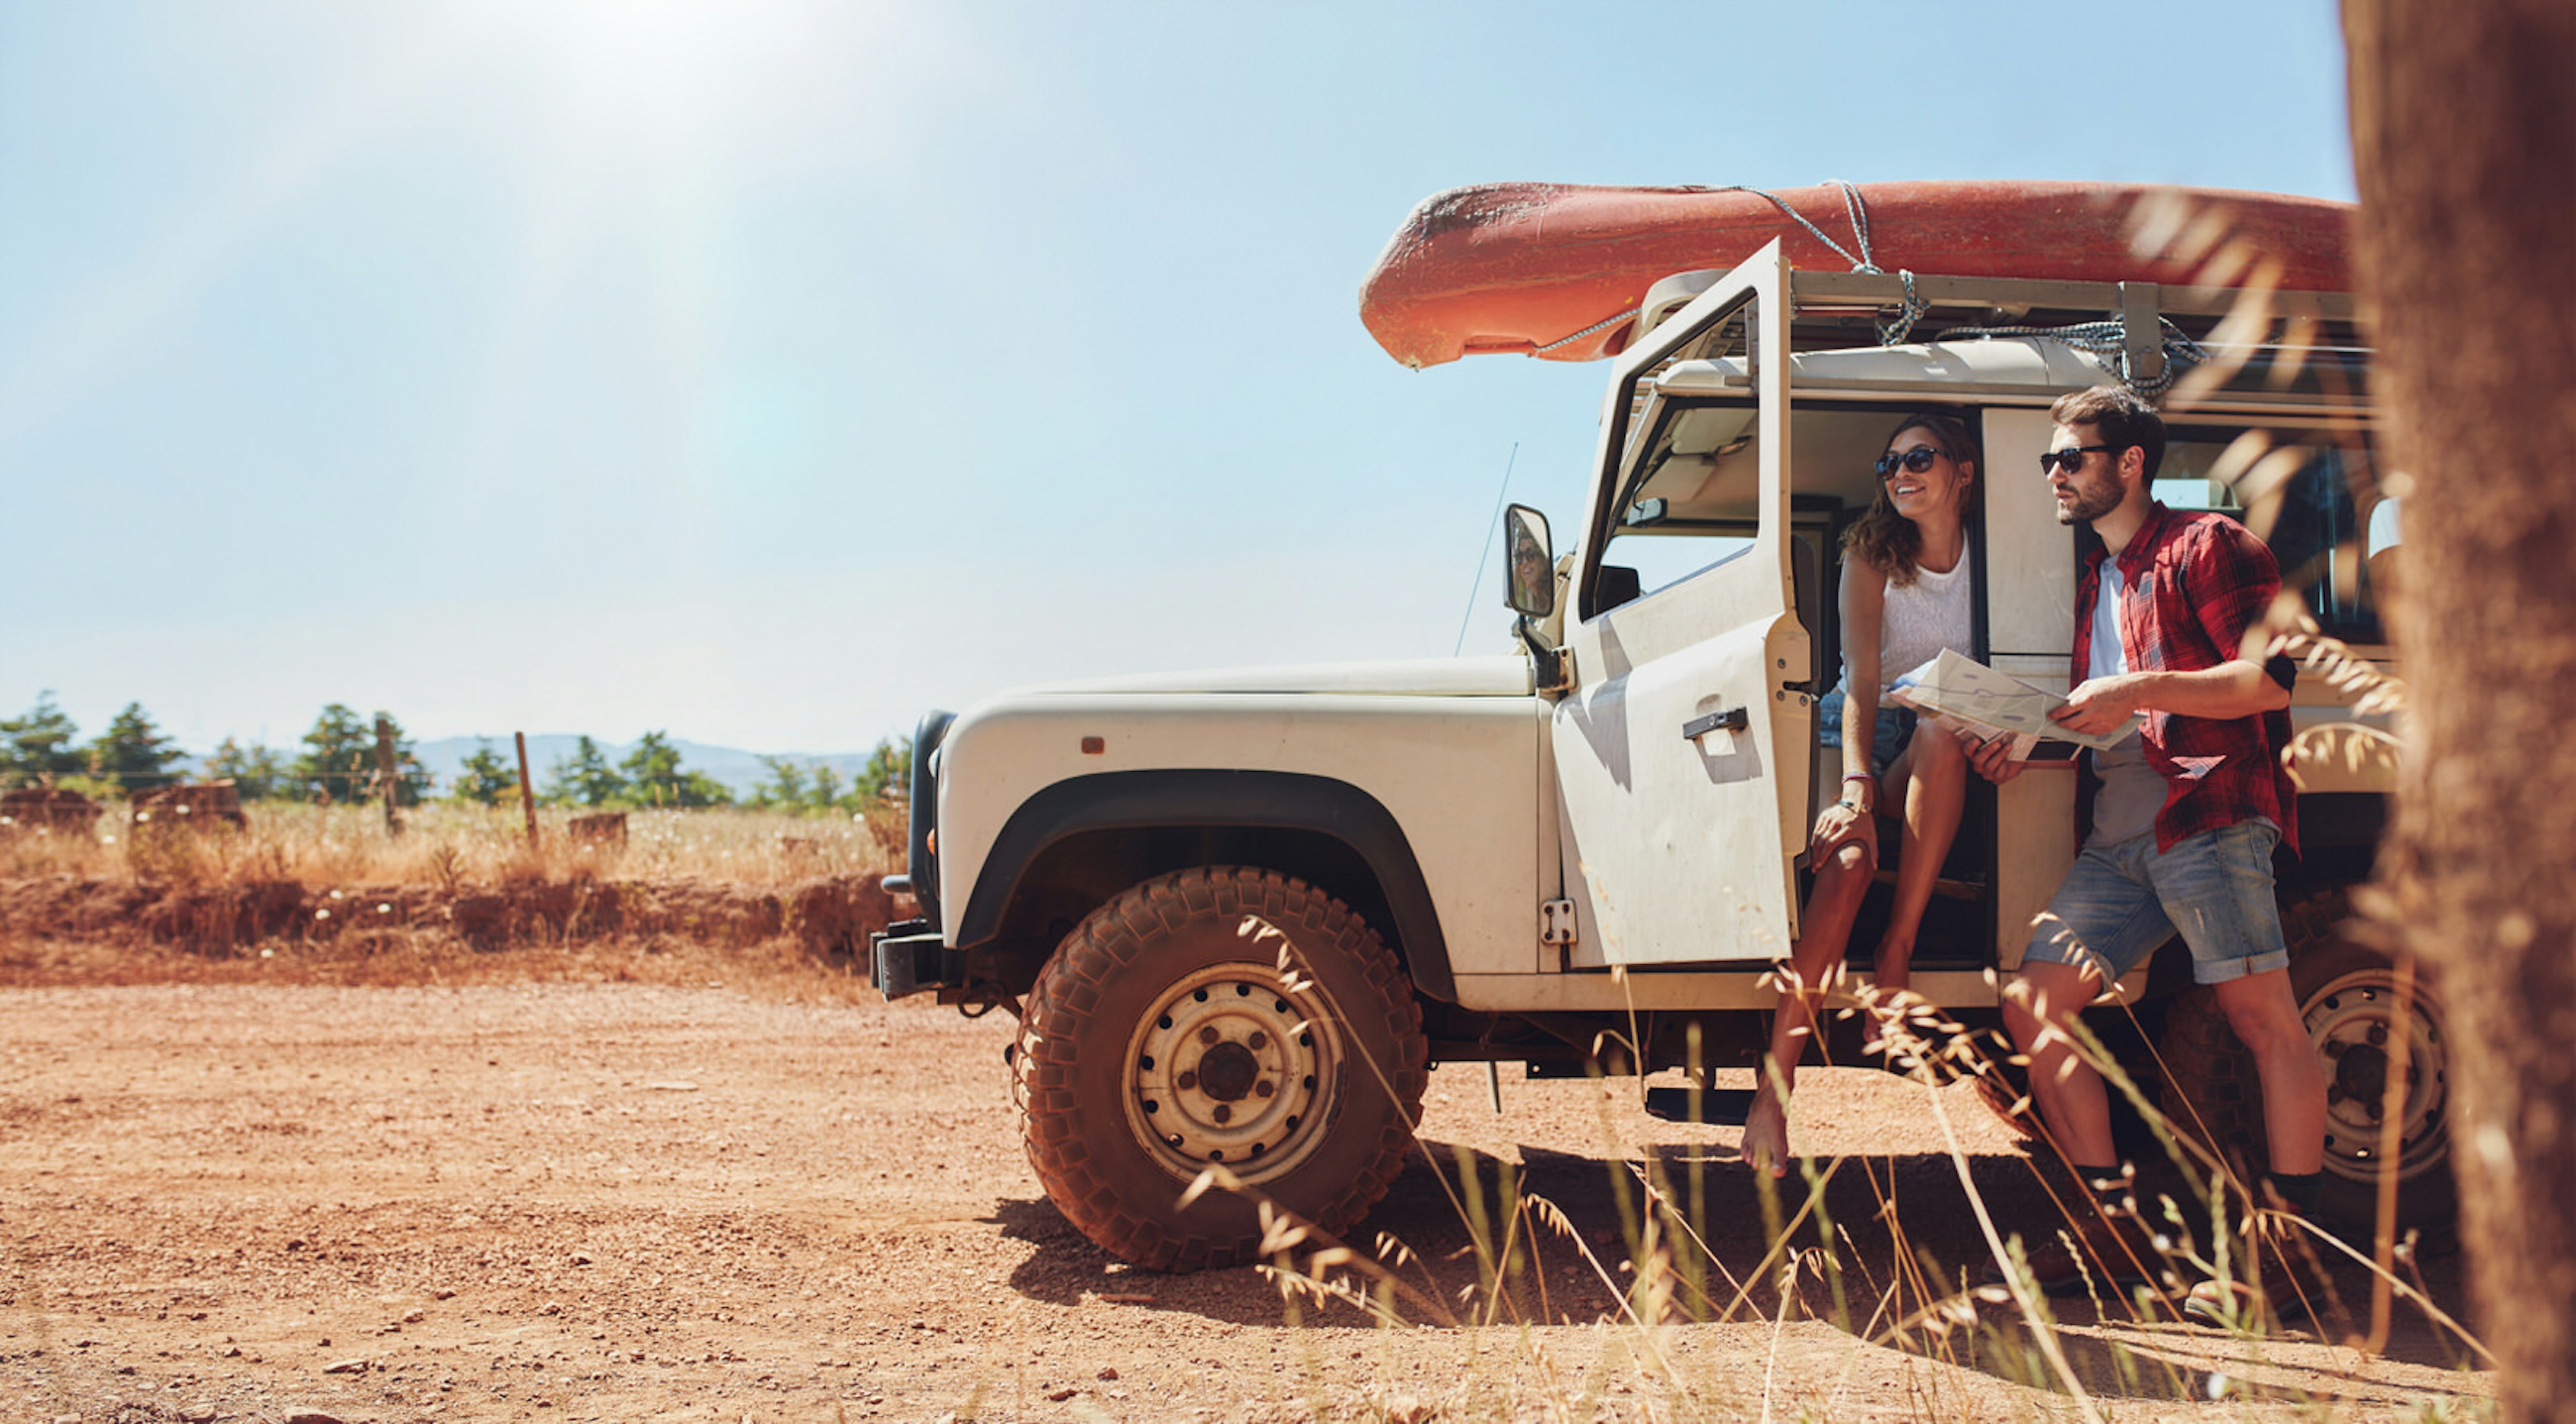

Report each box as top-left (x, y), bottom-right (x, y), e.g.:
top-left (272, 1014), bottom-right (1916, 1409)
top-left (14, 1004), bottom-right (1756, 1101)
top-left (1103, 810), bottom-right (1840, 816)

top-left (2367, 497), bottom-right (2402, 558)
top-left (1874, 549), bottom-right (1975, 690)
top-left (2088, 561), bottom-right (2166, 846)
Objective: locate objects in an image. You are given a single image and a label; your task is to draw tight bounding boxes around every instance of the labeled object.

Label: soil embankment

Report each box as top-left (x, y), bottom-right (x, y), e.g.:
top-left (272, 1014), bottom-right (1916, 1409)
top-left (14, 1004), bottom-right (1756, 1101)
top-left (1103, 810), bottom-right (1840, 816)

top-left (0, 873), bottom-right (911, 986)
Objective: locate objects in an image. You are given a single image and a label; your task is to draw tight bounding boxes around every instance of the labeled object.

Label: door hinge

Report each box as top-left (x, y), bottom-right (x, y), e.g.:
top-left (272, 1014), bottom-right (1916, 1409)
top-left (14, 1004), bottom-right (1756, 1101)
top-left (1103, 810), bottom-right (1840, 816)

top-left (1536, 644), bottom-right (1575, 693)
top-left (1540, 898), bottom-right (1577, 946)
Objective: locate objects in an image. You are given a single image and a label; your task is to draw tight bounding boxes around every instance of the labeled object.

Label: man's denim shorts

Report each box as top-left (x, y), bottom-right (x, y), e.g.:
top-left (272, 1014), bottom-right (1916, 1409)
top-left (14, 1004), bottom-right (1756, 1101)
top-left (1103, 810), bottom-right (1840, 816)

top-left (2022, 819), bottom-right (2288, 986)
top-left (1817, 689), bottom-right (1916, 781)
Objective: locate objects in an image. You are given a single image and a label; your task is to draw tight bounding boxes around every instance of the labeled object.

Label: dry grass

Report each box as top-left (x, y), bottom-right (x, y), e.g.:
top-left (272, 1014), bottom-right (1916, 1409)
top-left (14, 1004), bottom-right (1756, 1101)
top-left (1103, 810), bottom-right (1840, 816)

top-left (0, 800), bottom-right (901, 893)
top-left (1210, 916), bottom-right (2495, 1423)
top-left (0, 802), bottom-right (910, 991)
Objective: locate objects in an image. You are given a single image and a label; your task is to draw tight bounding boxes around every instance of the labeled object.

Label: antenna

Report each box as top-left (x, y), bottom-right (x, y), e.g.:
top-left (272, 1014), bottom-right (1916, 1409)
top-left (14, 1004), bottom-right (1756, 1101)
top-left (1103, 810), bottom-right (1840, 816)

top-left (1452, 442), bottom-right (1520, 656)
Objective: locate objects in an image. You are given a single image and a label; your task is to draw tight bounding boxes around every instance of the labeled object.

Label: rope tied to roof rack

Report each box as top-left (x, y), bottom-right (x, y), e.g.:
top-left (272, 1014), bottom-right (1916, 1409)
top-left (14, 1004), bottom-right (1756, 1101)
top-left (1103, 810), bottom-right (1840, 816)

top-left (1699, 181), bottom-right (1929, 344)
top-left (1537, 181), bottom-right (1932, 356)
top-left (1938, 316), bottom-right (2214, 401)
top-left (1880, 269), bottom-right (1927, 346)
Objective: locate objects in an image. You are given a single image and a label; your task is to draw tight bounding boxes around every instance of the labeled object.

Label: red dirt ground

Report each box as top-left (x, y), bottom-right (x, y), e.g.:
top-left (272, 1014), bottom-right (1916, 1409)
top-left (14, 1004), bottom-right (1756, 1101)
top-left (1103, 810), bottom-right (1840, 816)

top-left (0, 952), bottom-right (2491, 1423)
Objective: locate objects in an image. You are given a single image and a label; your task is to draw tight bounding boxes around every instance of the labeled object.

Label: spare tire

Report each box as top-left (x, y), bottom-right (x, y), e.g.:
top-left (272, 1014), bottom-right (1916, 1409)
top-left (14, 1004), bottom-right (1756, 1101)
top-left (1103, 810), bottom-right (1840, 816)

top-left (2159, 888), bottom-right (2456, 1233)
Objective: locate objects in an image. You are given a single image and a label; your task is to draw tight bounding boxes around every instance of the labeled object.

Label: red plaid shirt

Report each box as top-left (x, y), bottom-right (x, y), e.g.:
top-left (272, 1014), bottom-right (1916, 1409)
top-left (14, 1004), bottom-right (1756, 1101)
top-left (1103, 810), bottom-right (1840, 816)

top-left (2073, 503), bottom-right (2299, 856)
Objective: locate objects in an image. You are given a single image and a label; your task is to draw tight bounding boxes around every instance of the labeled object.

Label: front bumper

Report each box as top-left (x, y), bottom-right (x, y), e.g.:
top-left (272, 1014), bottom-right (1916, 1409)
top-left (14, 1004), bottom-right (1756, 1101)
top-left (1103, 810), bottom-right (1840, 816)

top-left (870, 919), bottom-right (960, 1000)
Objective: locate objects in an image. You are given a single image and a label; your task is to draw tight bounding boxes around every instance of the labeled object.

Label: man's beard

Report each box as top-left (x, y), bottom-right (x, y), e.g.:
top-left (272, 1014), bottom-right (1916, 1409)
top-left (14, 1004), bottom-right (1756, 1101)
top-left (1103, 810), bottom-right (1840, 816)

top-left (2055, 472), bottom-right (2123, 526)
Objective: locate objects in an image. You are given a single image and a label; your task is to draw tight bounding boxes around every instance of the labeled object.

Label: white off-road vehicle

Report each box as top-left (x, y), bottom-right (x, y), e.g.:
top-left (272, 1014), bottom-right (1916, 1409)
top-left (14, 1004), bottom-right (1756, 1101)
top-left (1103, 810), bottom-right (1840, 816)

top-left (873, 220), bottom-right (2431, 1270)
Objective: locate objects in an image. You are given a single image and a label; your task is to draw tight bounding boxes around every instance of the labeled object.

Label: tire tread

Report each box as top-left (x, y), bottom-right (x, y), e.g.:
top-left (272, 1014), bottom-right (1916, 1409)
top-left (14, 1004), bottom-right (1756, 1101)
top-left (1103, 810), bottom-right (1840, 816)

top-left (1016, 866), bottom-right (1428, 1270)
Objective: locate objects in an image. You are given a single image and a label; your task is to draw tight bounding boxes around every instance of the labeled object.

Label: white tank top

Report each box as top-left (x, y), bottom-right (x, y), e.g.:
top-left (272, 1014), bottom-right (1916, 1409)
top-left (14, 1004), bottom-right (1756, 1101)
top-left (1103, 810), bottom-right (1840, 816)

top-left (1872, 548), bottom-right (1974, 690)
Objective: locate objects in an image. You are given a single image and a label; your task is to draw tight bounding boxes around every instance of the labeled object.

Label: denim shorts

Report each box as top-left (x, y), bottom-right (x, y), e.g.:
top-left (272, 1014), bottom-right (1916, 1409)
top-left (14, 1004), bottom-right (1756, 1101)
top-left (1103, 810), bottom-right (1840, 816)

top-left (1817, 689), bottom-right (1916, 780)
top-left (2022, 819), bottom-right (2288, 986)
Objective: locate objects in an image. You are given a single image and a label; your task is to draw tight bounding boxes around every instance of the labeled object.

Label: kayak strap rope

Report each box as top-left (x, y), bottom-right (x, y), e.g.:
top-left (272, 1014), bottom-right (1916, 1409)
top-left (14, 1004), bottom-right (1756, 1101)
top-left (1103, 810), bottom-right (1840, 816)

top-left (1939, 316), bottom-right (2213, 401)
top-left (1701, 181), bottom-right (1926, 344)
top-left (1697, 180), bottom-right (2208, 392)
top-left (1534, 307), bottom-right (1646, 356)
top-left (1538, 179), bottom-right (1927, 354)
top-left (1879, 269), bottom-right (1927, 346)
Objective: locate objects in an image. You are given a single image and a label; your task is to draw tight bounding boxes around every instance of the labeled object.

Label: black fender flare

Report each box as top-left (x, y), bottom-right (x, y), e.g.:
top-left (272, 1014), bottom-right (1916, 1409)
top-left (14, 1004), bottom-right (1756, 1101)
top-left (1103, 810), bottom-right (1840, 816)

top-left (955, 769), bottom-right (1456, 1003)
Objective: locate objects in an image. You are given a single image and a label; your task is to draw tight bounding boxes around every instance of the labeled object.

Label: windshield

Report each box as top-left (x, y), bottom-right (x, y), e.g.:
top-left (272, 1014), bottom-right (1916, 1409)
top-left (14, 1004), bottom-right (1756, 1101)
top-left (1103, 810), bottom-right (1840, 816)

top-left (1598, 397), bottom-right (1760, 604)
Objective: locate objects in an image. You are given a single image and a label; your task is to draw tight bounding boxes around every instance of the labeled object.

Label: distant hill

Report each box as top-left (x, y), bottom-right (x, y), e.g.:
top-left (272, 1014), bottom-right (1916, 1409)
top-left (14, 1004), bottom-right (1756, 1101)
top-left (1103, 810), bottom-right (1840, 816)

top-left (412, 735), bottom-right (881, 797)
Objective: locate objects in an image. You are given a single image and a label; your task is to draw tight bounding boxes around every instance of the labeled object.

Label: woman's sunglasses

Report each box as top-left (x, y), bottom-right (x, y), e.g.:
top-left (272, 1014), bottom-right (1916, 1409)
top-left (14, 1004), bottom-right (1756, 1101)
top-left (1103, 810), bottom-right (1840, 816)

top-left (1873, 446), bottom-right (1943, 480)
top-left (2037, 444), bottom-right (2121, 475)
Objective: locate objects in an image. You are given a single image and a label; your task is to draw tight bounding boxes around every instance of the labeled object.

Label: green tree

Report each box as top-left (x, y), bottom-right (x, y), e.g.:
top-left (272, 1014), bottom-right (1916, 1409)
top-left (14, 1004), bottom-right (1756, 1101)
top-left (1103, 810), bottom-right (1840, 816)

top-left (750, 756), bottom-right (810, 811)
top-left (85, 703), bottom-right (184, 795)
top-left (449, 741), bottom-right (519, 807)
top-left (749, 741), bottom-right (909, 815)
top-left (292, 704), bottom-right (373, 803)
top-left (545, 735), bottom-right (627, 808)
top-left (849, 736), bottom-right (914, 805)
top-left (618, 731), bottom-right (729, 808)
top-left (0, 691), bottom-right (83, 786)
top-left (753, 756), bottom-right (857, 815)
top-left (290, 705), bottom-right (429, 805)
top-left (806, 762), bottom-right (844, 811)
top-left (204, 737), bottom-right (288, 801)
top-left (621, 731), bottom-right (681, 802)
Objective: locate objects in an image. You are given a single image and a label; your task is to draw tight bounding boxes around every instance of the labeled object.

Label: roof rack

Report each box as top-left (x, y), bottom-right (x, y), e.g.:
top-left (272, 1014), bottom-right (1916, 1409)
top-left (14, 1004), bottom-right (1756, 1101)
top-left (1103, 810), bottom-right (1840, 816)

top-left (1633, 268), bottom-right (2370, 411)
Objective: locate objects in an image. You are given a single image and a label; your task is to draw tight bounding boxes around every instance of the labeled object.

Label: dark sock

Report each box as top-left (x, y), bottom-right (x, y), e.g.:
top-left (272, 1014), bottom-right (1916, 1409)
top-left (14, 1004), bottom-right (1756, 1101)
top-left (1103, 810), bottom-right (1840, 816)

top-left (2264, 1171), bottom-right (2322, 1218)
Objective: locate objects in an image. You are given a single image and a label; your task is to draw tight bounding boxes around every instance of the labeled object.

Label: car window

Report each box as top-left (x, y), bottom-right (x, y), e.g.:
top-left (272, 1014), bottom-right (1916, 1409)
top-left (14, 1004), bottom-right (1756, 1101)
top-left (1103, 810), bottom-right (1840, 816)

top-left (2156, 429), bottom-right (2387, 645)
top-left (1599, 399), bottom-right (1758, 604)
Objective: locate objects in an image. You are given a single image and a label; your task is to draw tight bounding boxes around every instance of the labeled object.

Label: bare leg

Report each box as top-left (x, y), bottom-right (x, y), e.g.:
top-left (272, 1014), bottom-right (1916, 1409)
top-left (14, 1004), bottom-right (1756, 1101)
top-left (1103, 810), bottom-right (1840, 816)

top-left (2003, 960), bottom-right (2118, 1169)
top-left (2212, 968), bottom-right (2328, 1176)
top-left (1873, 725), bottom-right (1968, 993)
top-left (1740, 839), bottom-right (1872, 1175)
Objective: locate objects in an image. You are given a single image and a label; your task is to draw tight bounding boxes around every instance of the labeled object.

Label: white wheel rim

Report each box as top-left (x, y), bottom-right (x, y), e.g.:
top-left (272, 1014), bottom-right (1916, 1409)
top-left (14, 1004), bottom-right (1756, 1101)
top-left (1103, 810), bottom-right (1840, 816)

top-left (1120, 961), bottom-right (1341, 1186)
top-left (2306, 966), bottom-right (2449, 1188)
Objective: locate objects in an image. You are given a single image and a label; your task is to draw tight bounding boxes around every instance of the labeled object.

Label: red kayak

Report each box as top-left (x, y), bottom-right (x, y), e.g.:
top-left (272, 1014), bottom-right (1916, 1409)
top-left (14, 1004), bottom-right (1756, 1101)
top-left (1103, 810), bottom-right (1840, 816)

top-left (1358, 181), bottom-right (2355, 367)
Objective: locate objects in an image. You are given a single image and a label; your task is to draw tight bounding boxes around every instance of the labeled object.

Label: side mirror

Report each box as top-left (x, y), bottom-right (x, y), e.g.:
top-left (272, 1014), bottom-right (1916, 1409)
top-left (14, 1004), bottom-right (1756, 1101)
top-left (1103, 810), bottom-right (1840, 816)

top-left (1503, 504), bottom-right (1555, 619)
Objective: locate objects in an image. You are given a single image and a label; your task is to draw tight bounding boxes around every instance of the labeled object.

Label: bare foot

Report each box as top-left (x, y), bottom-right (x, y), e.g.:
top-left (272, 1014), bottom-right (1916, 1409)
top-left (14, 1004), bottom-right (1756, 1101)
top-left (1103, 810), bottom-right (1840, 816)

top-left (1872, 939), bottom-right (1914, 996)
top-left (1737, 1091), bottom-right (1791, 1178)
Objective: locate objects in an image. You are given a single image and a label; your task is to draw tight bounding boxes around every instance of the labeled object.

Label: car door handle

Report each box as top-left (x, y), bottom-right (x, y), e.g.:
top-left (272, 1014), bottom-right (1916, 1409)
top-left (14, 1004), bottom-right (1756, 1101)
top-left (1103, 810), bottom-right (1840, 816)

top-left (1681, 707), bottom-right (1750, 740)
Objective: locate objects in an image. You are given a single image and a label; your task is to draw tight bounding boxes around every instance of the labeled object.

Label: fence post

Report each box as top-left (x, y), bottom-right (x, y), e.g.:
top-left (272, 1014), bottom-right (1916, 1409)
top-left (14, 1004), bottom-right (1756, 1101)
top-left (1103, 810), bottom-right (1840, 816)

top-left (374, 715), bottom-right (403, 837)
top-left (515, 731), bottom-right (539, 849)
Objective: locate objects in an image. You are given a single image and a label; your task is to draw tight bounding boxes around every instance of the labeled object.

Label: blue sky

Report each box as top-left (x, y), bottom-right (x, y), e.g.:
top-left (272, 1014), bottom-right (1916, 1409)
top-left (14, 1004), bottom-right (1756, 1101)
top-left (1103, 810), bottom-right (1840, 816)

top-left (0, 0), bottom-right (2355, 756)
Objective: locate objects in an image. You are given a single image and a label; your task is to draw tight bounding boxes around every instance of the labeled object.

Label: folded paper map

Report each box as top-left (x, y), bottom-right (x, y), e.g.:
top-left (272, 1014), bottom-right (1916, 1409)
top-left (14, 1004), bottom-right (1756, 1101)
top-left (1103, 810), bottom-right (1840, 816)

top-left (1885, 649), bottom-right (2136, 759)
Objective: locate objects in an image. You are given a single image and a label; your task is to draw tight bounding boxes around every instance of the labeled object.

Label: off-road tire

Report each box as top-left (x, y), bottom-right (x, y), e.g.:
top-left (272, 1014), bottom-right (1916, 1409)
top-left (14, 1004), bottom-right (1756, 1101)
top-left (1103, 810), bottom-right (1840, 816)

top-left (2159, 888), bottom-right (2456, 1233)
top-left (1015, 866), bottom-right (1429, 1271)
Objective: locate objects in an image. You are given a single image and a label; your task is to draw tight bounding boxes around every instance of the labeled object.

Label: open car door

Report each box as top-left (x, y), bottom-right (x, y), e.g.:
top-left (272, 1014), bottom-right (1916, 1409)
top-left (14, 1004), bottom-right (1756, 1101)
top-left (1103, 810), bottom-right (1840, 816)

top-left (1551, 241), bottom-right (1809, 968)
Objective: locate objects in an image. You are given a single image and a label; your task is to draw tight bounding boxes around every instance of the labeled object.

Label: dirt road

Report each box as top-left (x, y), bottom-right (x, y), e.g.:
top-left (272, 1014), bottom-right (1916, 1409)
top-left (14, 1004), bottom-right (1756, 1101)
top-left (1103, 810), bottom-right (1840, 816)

top-left (0, 981), bottom-right (2487, 1423)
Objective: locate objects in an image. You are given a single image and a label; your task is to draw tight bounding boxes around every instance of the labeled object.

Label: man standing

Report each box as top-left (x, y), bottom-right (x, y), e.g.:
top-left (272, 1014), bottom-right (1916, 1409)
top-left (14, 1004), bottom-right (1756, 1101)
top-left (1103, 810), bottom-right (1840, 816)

top-left (1970, 386), bottom-right (2329, 1322)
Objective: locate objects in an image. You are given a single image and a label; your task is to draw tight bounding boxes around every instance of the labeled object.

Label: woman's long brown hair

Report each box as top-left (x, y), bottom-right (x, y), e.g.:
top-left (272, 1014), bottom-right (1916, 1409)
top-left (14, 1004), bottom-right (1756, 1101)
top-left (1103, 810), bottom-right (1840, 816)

top-left (1841, 412), bottom-right (1980, 587)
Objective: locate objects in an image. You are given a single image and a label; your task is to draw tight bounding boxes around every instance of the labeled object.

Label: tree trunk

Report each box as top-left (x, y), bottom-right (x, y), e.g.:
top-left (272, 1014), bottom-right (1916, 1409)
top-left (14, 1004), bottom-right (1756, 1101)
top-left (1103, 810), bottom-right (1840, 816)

top-left (2345, 2), bottom-right (2576, 1415)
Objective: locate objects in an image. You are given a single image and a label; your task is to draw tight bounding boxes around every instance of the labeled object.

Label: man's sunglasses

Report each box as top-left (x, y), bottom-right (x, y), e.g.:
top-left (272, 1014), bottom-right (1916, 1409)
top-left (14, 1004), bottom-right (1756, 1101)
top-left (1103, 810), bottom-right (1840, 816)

top-left (1873, 446), bottom-right (1943, 480)
top-left (2037, 444), bottom-right (2122, 475)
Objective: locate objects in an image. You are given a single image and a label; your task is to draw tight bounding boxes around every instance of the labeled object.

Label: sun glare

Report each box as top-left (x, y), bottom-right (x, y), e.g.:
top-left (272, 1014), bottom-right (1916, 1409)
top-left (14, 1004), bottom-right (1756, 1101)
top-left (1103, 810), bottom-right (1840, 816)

top-left (500, 0), bottom-right (896, 157)
top-left (0, 0), bottom-right (951, 468)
